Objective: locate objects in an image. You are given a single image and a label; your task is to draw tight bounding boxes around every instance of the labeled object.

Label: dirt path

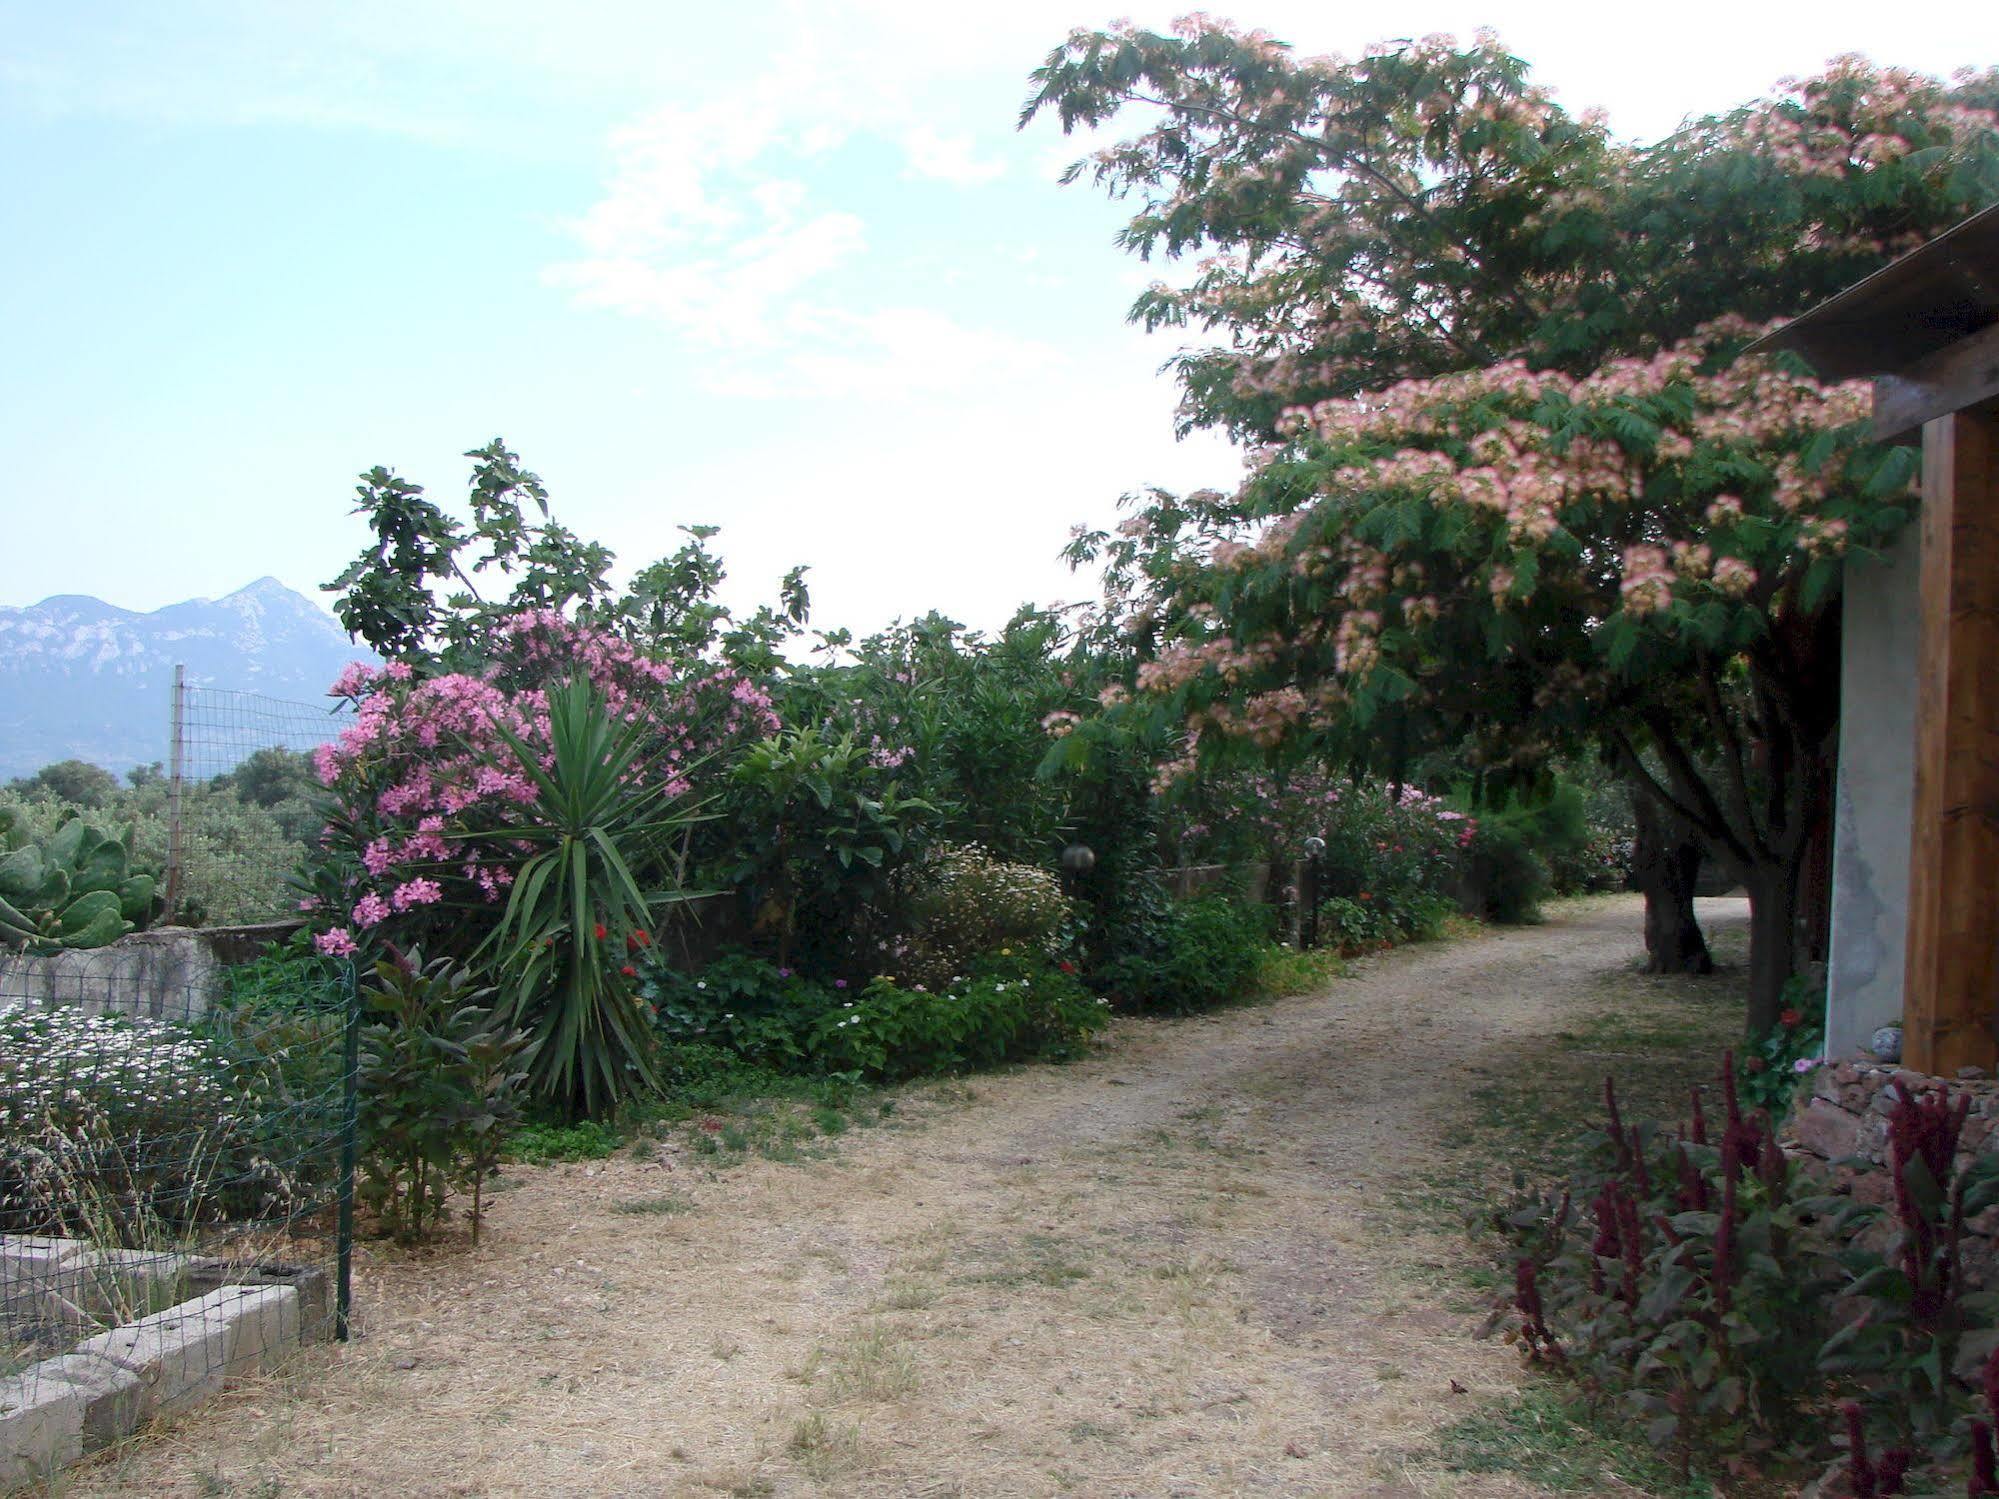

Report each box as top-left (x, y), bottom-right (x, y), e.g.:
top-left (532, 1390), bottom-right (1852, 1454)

top-left (68, 895), bottom-right (1748, 1499)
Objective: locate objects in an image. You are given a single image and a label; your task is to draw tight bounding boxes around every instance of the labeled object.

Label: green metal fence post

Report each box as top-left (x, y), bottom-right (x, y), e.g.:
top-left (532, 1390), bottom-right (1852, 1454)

top-left (336, 957), bottom-right (361, 1340)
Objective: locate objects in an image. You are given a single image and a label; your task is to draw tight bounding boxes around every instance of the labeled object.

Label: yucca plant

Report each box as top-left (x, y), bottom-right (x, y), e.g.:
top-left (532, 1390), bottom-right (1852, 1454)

top-left (481, 678), bottom-right (699, 1116)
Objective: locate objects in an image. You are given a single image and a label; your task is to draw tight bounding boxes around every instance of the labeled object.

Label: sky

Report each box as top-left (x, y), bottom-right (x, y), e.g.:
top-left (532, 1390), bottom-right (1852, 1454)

top-left (2, 1), bottom-right (1993, 640)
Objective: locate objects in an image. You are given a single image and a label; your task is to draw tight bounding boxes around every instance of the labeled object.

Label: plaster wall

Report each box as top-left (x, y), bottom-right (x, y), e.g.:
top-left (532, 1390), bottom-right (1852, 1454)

top-left (1826, 531), bottom-right (1920, 1058)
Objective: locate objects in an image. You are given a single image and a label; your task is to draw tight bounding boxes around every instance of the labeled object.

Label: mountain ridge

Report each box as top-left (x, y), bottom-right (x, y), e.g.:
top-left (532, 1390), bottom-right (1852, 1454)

top-left (0, 580), bottom-right (376, 782)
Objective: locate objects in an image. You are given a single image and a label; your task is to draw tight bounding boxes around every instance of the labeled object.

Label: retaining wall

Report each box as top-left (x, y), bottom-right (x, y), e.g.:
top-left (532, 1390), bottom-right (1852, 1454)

top-left (0, 922), bottom-right (301, 1020)
top-left (1786, 1057), bottom-right (1999, 1288)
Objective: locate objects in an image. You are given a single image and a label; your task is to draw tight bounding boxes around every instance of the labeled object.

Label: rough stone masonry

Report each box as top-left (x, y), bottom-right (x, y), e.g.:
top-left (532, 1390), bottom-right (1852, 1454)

top-left (1786, 1057), bottom-right (1999, 1288)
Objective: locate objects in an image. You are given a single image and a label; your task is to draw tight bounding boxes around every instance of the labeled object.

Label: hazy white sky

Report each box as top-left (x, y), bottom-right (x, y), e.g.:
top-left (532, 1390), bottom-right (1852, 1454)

top-left (3, 1), bottom-right (1993, 636)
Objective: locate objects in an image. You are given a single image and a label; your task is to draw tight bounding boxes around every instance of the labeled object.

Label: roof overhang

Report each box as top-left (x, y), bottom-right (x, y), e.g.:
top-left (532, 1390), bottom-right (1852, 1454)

top-left (1749, 203), bottom-right (1999, 439)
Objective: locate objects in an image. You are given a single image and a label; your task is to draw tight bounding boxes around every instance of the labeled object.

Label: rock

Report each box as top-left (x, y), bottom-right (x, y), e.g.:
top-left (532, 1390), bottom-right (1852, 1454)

top-left (1793, 1099), bottom-right (1863, 1161)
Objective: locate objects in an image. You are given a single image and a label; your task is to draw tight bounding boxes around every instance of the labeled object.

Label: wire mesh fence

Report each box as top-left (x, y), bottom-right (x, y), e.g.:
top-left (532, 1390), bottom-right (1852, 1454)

top-left (0, 942), bottom-right (355, 1484)
top-left (164, 670), bottom-right (354, 926)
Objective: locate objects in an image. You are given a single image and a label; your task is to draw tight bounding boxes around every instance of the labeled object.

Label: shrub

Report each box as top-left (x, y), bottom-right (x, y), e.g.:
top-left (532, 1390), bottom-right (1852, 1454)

top-left (1461, 816), bottom-right (1551, 924)
top-left (301, 612), bottom-right (773, 1013)
top-left (897, 844), bottom-right (1076, 988)
top-left (643, 947), bottom-right (1104, 1084)
top-left (720, 725), bottom-right (937, 976)
top-left (1102, 894), bottom-right (1268, 1012)
top-left (641, 950), bottom-right (834, 1073)
top-left (1736, 974), bottom-right (1825, 1117)
top-left (805, 957), bottom-right (1107, 1080)
top-left (355, 950), bottom-right (531, 1242)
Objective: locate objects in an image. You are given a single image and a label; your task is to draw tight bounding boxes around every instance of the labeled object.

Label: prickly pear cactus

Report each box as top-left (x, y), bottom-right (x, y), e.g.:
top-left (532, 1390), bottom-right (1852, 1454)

top-left (0, 816), bottom-right (159, 953)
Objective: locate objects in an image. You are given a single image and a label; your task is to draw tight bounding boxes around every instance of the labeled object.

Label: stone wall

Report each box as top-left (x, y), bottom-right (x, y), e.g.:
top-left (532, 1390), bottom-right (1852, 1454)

top-left (1787, 1057), bottom-right (1999, 1285)
top-left (0, 922), bottom-right (301, 1021)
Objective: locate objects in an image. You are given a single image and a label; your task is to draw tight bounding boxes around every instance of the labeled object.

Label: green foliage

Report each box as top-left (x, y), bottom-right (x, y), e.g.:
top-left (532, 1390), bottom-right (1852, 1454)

top-left (484, 678), bottom-right (694, 1117)
top-left (722, 726), bottom-right (937, 974)
top-left (7, 759), bottom-right (121, 809)
top-left (1735, 975), bottom-right (1824, 1116)
top-left (642, 950), bottom-right (829, 1073)
top-left (0, 812), bottom-right (157, 952)
top-left (355, 949), bottom-right (531, 1243)
top-left (214, 746), bottom-right (320, 811)
top-left (1462, 817), bottom-right (1553, 926)
top-left (203, 937), bottom-right (350, 1123)
top-left (505, 1118), bottom-right (621, 1165)
top-left (640, 947), bottom-right (1105, 1086)
top-left (1101, 895), bottom-right (1268, 1013)
top-left (1, 761), bottom-right (317, 929)
top-left (803, 957), bottom-right (1108, 1080)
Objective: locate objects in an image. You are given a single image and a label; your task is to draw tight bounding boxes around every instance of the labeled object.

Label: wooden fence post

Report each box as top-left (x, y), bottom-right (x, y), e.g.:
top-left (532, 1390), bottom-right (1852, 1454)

top-left (1903, 405), bottom-right (1999, 1075)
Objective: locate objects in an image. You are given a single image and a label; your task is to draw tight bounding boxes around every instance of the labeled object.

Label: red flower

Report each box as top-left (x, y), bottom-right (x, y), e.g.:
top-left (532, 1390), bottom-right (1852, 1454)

top-left (620, 965), bottom-right (637, 979)
top-left (1358, 891), bottom-right (1372, 902)
top-left (1058, 960), bottom-right (1076, 974)
top-left (631, 928), bottom-right (651, 948)
top-left (1745, 1055), bottom-right (1767, 1073)
top-left (593, 923), bottom-right (607, 941)
top-left (1779, 1008), bottom-right (1801, 1028)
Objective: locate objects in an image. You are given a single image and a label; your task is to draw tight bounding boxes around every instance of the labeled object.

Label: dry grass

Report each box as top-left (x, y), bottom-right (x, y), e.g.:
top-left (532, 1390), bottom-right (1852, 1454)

top-left (46, 897), bottom-right (1737, 1498)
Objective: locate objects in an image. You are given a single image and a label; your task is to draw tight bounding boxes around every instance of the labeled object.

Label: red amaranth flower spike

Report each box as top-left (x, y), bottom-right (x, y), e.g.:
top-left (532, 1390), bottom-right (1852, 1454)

top-left (1512, 1259), bottom-right (1562, 1362)
top-left (1845, 1402), bottom-right (1877, 1499)
top-left (1878, 1449), bottom-right (1910, 1495)
top-left (1713, 1171), bottom-right (1738, 1315)
top-left (1628, 1127), bottom-right (1652, 1197)
top-left (1676, 1142), bottom-right (1710, 1213)
top-left (1972, 1419), bottom-right (1997, 1496)
top-left (1689, 1086), bottom-right (1708, 1147)
top-left (1604, 1076), bottom-right (1628, 1168)
top-left (1611, 1181), bottom-right (1644, 1304)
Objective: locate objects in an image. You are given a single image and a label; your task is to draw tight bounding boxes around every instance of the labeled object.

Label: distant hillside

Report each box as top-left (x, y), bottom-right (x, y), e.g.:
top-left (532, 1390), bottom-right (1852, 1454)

top-left (0, 578), bottom-right (376, 781)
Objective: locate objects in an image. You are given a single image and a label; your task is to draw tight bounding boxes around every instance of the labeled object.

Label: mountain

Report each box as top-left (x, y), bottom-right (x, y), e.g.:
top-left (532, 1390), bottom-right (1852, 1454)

top-left (0, 578), bottom-right (377, 782)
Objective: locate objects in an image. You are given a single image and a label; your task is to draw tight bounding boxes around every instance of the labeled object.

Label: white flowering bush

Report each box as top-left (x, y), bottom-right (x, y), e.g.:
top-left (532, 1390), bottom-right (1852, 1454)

top-left (898, 844), bottom-right (1077, 988)
top-left (805, 958), bottom-right (1108, 1080)
top-left (0, 1004), bottom-right (300, 1237)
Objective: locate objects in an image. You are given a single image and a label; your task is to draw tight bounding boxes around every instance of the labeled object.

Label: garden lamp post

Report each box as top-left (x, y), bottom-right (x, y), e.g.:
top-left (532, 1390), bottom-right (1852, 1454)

top-left (1301, 836), bottom-right (1327, 950)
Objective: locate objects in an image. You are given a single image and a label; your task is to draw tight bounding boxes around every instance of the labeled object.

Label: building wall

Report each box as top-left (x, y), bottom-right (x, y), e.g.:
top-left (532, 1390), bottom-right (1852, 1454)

top-left (1826, 531), bottom-right (1920, 1057)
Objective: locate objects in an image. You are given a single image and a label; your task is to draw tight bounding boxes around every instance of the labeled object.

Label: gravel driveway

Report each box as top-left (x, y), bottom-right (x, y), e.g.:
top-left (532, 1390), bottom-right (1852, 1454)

top-left (63, 894), bottom-right (1746, 1498)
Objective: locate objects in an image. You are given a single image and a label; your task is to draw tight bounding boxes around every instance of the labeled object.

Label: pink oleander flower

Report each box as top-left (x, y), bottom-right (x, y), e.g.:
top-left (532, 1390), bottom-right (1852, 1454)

top-left (314, 928), bottom-right (359, 957)
top-left (391, 877), bottom-right (443, 911)
top-left (352, 894), bottom-right (391, 928)
top-left (329, 661), bottom-right (380, 699)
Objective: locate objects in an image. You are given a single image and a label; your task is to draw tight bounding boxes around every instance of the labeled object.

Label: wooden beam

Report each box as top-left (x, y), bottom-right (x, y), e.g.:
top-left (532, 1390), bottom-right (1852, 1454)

top-left (1903, 403), bottom-right (1999, 1075)
top-left (1874, 321), bottom-right (1999, 440)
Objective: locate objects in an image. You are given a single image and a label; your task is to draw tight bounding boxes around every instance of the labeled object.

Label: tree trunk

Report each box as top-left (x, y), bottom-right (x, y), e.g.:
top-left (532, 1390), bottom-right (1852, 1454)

top-left (1631, 793), bottom-right (1712, 975)
top-left (1741, 861), bottom-right (1803, 1036)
